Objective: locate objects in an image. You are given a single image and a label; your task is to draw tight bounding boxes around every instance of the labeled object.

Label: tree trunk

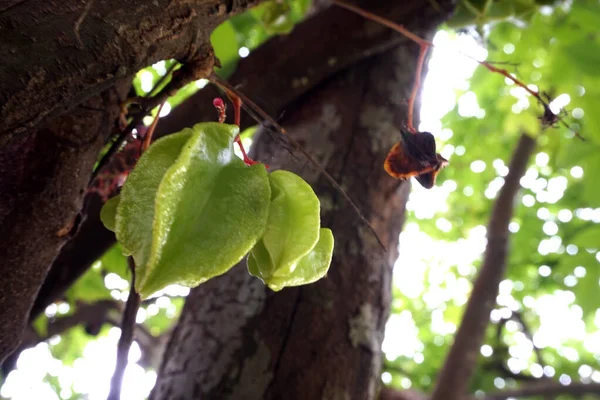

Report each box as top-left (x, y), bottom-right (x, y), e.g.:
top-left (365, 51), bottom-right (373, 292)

top-left (151, 2), bottom-right (453, 399)
top-left (0, 81), bottom-right (129, 363)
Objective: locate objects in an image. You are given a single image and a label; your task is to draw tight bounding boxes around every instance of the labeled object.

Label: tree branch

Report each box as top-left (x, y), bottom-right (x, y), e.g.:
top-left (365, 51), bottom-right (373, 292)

top-left (431, 134), bottom-right (537, 400)
top-left (380, 382), bottom-right (600, 400)
top-left (0, 0), bottom-right (262, 142)
top-left (4, 298), bottom-right (165, 377)
top-left (485, 382), bottom-right (600, 399)
top-left (108, 258), bottom-right (140, 400)
top-left (45, 300), bottom-right (120, 339)
top-left (1, 299), bottom-right (121, 378)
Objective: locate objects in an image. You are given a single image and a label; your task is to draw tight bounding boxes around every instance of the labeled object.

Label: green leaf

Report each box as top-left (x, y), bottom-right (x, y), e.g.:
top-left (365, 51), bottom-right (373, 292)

top-left (574, 267), bottom-right (600, 321)
top-left (130, 123), bottom-right (271, 297)
top-left (289, 0), bottom-right (312, 19)
top-left (556, 139), bottom-right (598, 168)
top-left (486, 2), bottom-right (516, 20)
top-left (66, 267), bottom-right (111, 303)
top-left (278, 227), bottom-right (334, 289)
top-left (143, 297), bottom-right (185, 336)
top-left (32, 314), bottom-right (48, 337)
top-left (446, 2), bottom-right (480, 27)
top-left (260, 1), bottom-right (295, 34)
top-left (249, 170), bottom-right (320, 280)
top-left (116, 130), bottom-right (194, 279)
top-left (100, 194), bottom-right (120, 233)
top-left (563, 40), bottom-right (600, 76)
top-left (50, 326), bottom-right (95, 366)
top-left (239, 125), bottom-right (258, 141)
top-left (211, 21), bottom-right (240, 78)
top-left (100, 244), bottom-right (129, 278)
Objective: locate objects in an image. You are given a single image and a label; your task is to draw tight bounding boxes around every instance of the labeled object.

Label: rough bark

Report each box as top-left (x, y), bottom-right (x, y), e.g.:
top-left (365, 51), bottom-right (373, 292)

top-left (151, 2), bottom-right (454, 399)
top-left (0, 0), bottom-right (260, 142)
top-left (0, 0), bottom-right (260, 363)
top-left (28, 195), bottom-right (116, 321)
top-left (0, 81), bottom-right (129, 363)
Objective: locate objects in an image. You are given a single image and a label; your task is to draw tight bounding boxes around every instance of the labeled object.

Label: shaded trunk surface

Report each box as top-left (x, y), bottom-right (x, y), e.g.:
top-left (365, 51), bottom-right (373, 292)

top-left (0, 81), bottom-right (129, 363)
top-left (0, 0), bottom-right (259, 141)
top-left (151, 2), bottom-right (453, 398)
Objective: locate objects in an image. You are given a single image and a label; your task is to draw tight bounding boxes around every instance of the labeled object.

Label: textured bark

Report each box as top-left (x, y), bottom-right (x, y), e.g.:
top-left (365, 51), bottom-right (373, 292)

top-left (0, 0), bottom-right (260, 363)
top-left (29, 195), bottom-right (116, 321)
top-left (0, 0), bottom-right (260, 142)
top-left (151, 2), bottom-right (454, 399)
top-left (0, 81), bottom-right (129, 363)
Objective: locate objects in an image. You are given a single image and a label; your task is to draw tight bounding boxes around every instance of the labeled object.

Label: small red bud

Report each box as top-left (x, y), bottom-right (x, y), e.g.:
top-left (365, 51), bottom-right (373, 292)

top-left (213, 97), bottom-right (227, 123)
top-left (213, 98), bottom-right (225, 108)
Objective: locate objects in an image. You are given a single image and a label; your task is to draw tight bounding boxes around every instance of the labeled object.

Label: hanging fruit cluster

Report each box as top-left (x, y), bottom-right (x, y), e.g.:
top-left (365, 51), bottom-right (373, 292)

top-left (101, 122), bottom-right (334, 298)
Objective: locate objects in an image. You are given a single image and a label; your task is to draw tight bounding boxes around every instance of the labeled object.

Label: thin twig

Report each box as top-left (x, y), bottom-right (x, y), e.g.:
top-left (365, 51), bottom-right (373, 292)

top-left (107, 257), bottom-right (140, 400)
top-left (142, 102), bottom-right (165, 152)
top-left (494, 312), bottom-right (545, 367)
top-left (90, 111), bottom-right (150, 185)
top-left (2, 300), bottom-right (121, 377)
top-left (483, 358), bottom-right (542, 383)
top-left (407, 43), bottom-right (428, 133)
top-left (430, 134), bottom-right (536, 400)
top-left (513, 312), bottom-right (545, 366)
top-left (212, 74), bottom-right (387, 251)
